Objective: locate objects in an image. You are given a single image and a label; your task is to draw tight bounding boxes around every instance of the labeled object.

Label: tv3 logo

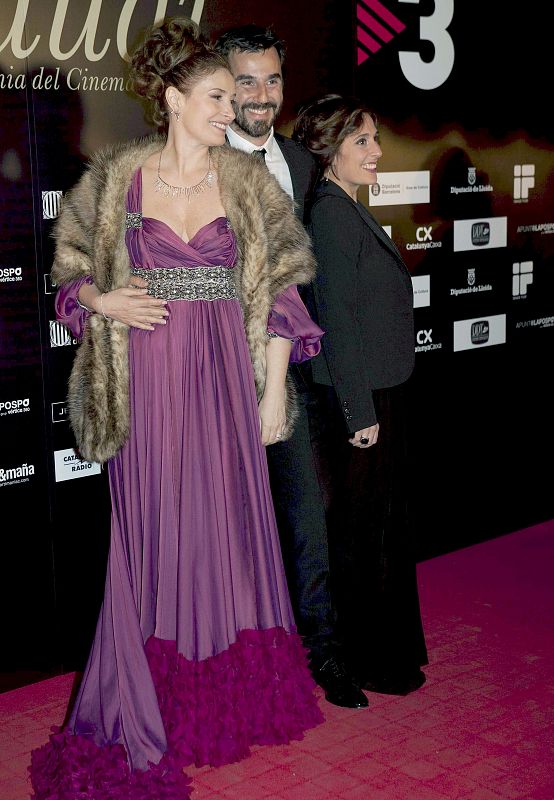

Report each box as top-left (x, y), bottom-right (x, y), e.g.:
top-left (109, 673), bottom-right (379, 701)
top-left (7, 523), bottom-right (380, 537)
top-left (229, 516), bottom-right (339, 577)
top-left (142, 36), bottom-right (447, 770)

top-left (356, 0), bottom-right (454, 89)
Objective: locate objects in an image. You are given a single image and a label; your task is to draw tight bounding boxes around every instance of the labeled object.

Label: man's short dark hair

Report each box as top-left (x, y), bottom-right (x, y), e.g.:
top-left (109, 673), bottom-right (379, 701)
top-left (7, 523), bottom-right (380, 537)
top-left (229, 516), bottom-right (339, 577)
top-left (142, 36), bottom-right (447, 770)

top-left (214, 24), bottom-right (286, 64)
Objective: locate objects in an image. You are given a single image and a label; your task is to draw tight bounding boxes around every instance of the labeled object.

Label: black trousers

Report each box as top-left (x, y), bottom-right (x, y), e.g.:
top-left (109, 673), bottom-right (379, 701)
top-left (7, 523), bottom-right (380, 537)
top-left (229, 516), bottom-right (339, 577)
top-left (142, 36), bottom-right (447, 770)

top-left (266, 365), bottom-right (338, 664)
top-left (311, 381), bottom-right (428, 679)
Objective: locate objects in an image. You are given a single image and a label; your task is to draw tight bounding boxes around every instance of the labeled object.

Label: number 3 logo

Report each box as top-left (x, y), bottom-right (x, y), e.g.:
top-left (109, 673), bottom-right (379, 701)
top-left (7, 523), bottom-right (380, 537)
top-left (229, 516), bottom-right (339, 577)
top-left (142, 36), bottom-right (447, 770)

top-left (398, 0), bottom-right (454, 90)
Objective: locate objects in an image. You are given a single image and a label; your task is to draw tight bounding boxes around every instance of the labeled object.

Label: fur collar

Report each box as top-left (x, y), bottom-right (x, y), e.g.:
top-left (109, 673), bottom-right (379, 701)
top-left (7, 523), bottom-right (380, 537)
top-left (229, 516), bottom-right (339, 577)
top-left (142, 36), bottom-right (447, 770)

top-left (51, 135), bottom-right (316, 462)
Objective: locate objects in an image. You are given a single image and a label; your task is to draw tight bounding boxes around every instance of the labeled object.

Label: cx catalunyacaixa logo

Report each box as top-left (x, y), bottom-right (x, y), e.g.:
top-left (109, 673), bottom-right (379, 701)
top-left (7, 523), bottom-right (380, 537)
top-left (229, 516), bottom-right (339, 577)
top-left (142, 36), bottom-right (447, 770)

top-left (356, 0), bottom-right (455, 91)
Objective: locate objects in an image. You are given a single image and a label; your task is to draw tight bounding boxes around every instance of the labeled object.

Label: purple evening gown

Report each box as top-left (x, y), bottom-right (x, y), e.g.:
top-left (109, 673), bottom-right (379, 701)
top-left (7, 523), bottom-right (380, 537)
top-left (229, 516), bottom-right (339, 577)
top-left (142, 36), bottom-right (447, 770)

top-left (30, 169), bottom-right (324, 799)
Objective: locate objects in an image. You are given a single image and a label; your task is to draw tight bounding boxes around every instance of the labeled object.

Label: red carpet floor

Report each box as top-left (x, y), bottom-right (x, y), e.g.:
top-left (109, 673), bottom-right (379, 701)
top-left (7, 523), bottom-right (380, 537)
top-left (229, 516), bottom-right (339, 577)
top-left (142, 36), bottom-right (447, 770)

top-left (1, 520), bottom-right (553, 800)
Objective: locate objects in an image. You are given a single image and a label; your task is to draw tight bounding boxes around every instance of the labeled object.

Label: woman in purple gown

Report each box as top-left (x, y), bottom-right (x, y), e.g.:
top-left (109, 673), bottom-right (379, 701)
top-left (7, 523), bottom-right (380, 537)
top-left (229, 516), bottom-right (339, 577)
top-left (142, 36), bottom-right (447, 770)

top-left (30, 18), bottom-right (323, 800)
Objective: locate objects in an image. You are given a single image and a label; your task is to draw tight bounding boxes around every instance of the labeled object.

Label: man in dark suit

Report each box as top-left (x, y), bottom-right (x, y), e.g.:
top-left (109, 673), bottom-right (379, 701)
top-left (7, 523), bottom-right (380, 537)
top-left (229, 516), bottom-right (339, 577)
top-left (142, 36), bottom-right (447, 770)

top-left (215, 25), bottom-right (367, 709)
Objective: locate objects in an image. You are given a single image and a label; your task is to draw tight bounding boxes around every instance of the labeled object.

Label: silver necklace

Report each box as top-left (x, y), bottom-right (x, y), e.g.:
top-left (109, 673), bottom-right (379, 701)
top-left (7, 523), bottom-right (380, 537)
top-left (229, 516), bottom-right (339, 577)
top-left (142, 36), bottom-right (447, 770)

top-left (155, 148), bottom-right (214, 200)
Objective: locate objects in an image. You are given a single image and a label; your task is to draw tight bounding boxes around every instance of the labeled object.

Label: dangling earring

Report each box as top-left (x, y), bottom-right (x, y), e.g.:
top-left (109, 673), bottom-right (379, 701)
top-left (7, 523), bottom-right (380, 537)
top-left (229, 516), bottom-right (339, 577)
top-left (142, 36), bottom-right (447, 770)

top-left (324, 163), bottom-right (336, 184)
top-left (170, 108), bottom-right (180, 122)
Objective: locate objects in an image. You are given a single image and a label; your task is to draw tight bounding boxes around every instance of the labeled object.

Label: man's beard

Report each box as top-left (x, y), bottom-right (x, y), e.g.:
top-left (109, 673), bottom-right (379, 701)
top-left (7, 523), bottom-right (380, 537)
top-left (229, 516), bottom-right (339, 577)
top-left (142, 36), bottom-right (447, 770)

top-left (232, 101), bottom-right (281, 138)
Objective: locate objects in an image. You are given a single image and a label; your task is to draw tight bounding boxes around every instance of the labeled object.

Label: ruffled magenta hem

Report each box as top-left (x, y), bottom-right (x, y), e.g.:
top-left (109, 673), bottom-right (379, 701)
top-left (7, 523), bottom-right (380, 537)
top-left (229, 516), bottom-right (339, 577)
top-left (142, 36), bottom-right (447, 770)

top-left (30, 732), bottom-right (192, 800)
top-left (30, 627), bottom-right (323, 799)
top-left (148, 627), bottom-right (323, 768)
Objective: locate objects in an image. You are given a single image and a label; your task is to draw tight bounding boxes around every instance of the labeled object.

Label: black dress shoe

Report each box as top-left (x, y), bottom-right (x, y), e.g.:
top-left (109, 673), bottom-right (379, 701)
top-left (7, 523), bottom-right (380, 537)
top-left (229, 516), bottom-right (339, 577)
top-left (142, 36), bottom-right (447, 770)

top-left (362, 668), bottom-right (426, 696)
top-left (314, 657), bottom-right (369, 708)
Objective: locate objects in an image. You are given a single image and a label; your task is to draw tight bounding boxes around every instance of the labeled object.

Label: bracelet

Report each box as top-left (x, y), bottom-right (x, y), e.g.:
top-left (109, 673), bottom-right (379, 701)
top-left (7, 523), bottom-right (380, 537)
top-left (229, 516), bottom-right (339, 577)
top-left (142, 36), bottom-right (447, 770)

top-left (100, 292), bottom-right (108, 320)
top-left (76, 298), bottom-right (94, 313)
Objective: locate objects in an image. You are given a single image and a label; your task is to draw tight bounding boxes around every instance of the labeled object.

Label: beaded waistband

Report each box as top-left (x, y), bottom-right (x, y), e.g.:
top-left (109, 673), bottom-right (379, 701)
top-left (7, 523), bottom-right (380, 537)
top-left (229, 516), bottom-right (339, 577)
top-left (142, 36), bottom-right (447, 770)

top-left (130, 266), bottom-right (237, 302)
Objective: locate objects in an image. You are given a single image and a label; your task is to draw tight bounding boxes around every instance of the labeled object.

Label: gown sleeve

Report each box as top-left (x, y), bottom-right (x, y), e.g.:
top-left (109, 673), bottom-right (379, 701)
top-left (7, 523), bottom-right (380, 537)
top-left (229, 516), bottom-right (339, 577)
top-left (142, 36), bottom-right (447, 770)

top-left (55, 274), bottom-right (94, 341)
top-left (267, 284), bottom-right (324, 363)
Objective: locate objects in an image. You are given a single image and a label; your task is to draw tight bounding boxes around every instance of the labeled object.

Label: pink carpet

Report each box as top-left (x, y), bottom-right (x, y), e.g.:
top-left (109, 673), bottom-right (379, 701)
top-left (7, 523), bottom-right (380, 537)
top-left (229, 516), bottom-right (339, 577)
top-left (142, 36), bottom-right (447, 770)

top-left (1, 520), bottom-right (553, 800)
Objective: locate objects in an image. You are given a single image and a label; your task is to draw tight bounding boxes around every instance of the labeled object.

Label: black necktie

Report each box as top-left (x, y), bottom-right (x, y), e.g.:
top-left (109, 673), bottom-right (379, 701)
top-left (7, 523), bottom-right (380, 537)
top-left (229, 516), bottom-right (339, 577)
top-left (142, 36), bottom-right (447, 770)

top-left (252, 148), bottom-right (267, 163)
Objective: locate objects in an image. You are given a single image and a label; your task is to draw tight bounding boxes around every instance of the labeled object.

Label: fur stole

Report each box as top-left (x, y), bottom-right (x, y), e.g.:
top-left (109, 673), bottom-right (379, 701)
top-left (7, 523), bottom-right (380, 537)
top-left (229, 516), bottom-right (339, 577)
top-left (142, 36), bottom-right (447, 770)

top-left (51, 135), bottom-right (316, 462)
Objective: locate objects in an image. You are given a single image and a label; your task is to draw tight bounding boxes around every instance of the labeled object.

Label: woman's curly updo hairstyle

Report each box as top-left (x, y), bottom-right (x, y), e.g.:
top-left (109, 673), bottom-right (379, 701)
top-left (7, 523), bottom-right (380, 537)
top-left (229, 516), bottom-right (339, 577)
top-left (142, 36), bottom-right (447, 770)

top-left (129, 17), bottom-right (229, 130)
top-left (293, 94), bottom-right (377, 173)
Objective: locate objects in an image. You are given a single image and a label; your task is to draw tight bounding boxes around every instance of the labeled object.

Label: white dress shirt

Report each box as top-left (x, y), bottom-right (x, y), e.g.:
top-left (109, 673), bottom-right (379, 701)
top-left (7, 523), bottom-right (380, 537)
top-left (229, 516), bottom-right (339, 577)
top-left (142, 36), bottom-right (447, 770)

top-left (226, 126), bottom-right (294, 202)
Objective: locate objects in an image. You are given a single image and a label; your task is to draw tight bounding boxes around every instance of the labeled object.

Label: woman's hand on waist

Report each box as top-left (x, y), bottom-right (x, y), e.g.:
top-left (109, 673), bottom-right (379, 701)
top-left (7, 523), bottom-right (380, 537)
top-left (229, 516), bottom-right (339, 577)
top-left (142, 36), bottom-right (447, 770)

top-left (94, 282), bottom-right (168, 330)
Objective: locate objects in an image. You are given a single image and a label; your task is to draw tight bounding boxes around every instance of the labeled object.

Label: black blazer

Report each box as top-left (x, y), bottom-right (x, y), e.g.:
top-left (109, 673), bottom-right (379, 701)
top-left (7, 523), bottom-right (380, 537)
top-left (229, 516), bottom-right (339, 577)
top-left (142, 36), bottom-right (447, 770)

top-left (305, 180), bottom-right (415, 431)
top-left (224, 132), bottom-right (317, 223)
top-left (273, 132), bottom-right (318, 223)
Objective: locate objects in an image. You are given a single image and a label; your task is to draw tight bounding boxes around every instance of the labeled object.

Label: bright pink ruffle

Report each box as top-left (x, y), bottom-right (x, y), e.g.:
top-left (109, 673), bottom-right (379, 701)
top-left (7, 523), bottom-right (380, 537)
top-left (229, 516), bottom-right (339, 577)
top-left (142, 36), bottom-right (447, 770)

top-left (30, 627), bottom-right (323, 799)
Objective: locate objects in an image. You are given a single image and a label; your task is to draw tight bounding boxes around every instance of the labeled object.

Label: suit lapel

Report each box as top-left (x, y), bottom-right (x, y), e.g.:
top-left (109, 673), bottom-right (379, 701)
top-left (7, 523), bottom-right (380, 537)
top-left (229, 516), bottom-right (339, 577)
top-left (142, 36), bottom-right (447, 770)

top-left (354, 200), bottom-right (404, 262)
top-left (318, 180), bottom-right (404, 264)
top-left (225, 132), bottom-right (304, 221)
top-left (274, 134), bottom-right (307, 221)
top-left (274, 136), bottom-right (300, 199)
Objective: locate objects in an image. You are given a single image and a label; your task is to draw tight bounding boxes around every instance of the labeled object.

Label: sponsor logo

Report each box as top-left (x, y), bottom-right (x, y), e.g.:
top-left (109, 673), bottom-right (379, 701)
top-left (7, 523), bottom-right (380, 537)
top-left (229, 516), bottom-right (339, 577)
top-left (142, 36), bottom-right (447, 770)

top-left (453, 217), bottom-right (507, 251)
top-left (517, 222), bottom-right (554, 235)
top-left (450, 267), bottom-right (492, 297)
top-left (449, 166), bottom-right (493, 196)
top-left (512, 261), bottom-right (533, 299)
top-left (471, 222), bottom-right (490, 246)
top-left (356, 0), bottom-right (406, 66)
top-left (50, 320), bottom-right (77, 347)
top-left (417, 226), bottom-right (432, 242)
top-left (415, 329), bottom-right (442, 353)
top-left (51, 401), bottom-right (68, 423)
top-left (44, 274), bottom-right (57, 294)
top-left (54, 449), bottom-right (101, 482)
top-left (0, 398), bottom-right (30, 417)
top-left (368, 171), bottom-right (430, 207)
top-left (0, 462), bottom-right (35, 488)
top-left (412, 275), bottom-right (430, 308)
top-left (42, 190), bottom-right (63, 219)
top-left (0, 266), bottom-right (22, 283)
top-left (356, 0), bottom-right (454, 90)
top-left (515, 316), bottom-right (554, 330)
top-left (513, 164), bottom-right (535, 202)
top-left (453, 314), bottom-right (506, 351)
top-left (406, 224), bottom-right (442, 251)
top-left (471, 320), bottom-right (489, 345)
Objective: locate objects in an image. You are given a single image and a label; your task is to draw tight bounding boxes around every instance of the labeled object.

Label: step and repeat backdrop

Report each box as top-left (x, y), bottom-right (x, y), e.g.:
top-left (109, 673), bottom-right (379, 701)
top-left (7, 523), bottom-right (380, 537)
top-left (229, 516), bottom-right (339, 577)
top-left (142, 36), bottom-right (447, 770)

top-left (351, 1), bottom-right (553, 561)
top-left (1, 0), bottom-right (552, 675)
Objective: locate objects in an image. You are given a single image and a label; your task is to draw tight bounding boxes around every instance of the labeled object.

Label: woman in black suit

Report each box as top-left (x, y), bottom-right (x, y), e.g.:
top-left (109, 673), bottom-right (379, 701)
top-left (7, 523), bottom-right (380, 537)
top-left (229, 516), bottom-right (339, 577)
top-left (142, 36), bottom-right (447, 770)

top-left (293, 94), bottom-right (428, 695)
